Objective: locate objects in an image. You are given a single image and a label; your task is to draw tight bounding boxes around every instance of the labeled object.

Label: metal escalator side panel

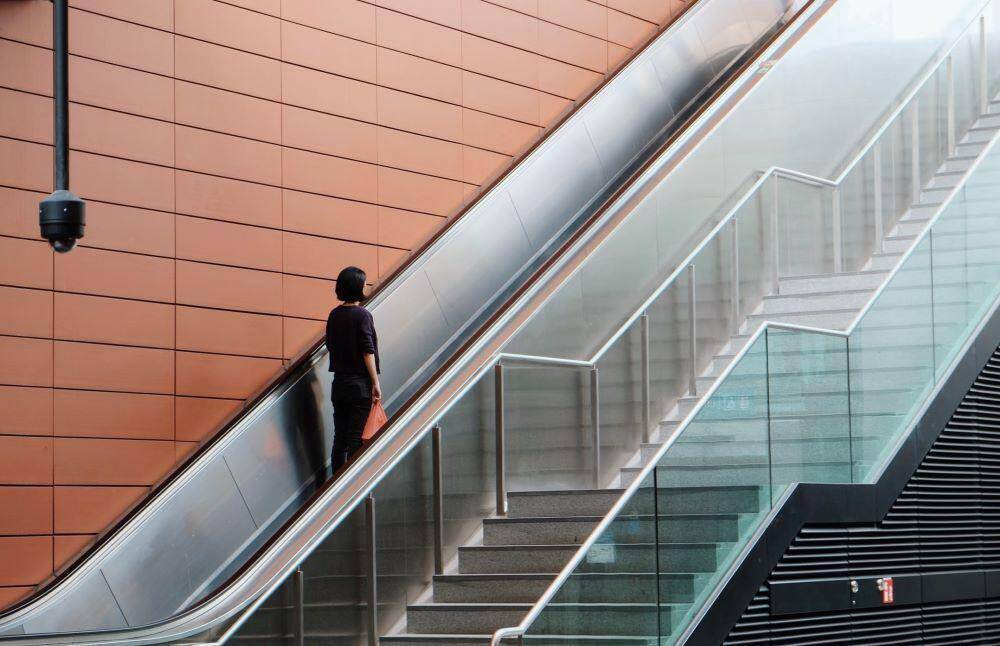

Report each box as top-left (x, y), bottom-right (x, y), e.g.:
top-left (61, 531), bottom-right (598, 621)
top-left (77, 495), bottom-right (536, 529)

top-left (0, 0), bottom-right (801, 640)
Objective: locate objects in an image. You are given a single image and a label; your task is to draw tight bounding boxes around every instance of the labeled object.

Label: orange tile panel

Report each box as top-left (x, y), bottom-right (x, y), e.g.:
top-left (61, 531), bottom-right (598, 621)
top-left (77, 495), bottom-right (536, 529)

top-left (0, 286), bottom-right (52, 338)
top-left (69, 0), bottom-right (174, 30)
top-left (53, 534), bottom-right (93, 570)
top-left (281, 63), bottom-right (377, 123)
top-left (0, 137), bottom-right (52, 193)
top-left (0, 436), bottom-right (53, 484)
top-left (69, 56), bottom-right (174, 122)
top-left (54, 246), bottom-right (174, 303)
top-left (282, 105), bottom-right (378, 163)
top-left (224, 0), bottom-right (280, 15)
top-left (539, 0), bottom-right (608, 39)
top-left (0, 386), bottom-right (53, 437)
top-left (175, 126), bottom-right (281, 187)
top-left (82, 201), bottom-right (175, 257)
top-left (54, 341), bottom-right (174, 395)
top-left (68, 8), bottom-right (173, 76)
top-left (282, 0), bottom-right (376, 42)
top-left (0, 40), bottom-right (52, 96)
top-left (462, 108), bottom-right (540, 156)
top-left (376, 87), bottom-right (462, 142)
top-left (53, 437), bottom-right (176, 485)
top-left (175, 36), bottom-right (281, 101)
top-left (462, 146), bottom-right (511, 185)
top-left (175, 81), bottom-right (282, 145)
top-left (282, 274), bottom-right (337, 320)
top-left (282, 231), bottom-right (378, 281)
top-left (176, 260), bottom-right (283, 315)
top-left (0, 187), bottom-right (43, 239)
top-left (460, 0), bottom-right (538, 52)
top-left (374, 0), bottom-right (461, 29)
top-left (539, 20), bottom-right (607, 73)
top-left (175, 0), bottom-right (280, 58)
top-left (175, 171), bottom-right (282, 229)
top-left (54, 389), bottom-right (174, 440)
top-left (378, 128), bottom-right (463, 182)
top-left (281, 21), bottom-right (376, 83)
top-left (175, 441), bottom-right (199, 461)
top-left (176, 215), bottom-right (282, 272)
top-left (378, 246), bottom-right (409, 278)
top-left (175, 396), bottom-right (241, 443)
top-left (282, 317), bottom-right (324, 359)
top-left (0, 487), bottom-right (53, 535)
top-left (0, 337), bottom-right (53, 388)
top-left (608, 8), bottom-right (653, 48)
top-left (377, 48), bottom-right (462, 105)
top-left (463, 71), bottom-right (541, 125)
top-left (378, 166), bottom-right (467, 217)
top-left (176, 306), bottom-right (283, 358)
top-left (0, 536), bottom-right (52, 586)
top-left (538, 50), bottom-right (606, 98)
top-left (0, 88), bottom-right (51, 144)
top-left (281, 189), bottom-right (378, 244)
top-left (377, 207), bottom-right (443, 250)
top-left (608, 0), bottom-right (677, 23)
top-left (70, 103), bottom-right (174, 166)
top-left (487, 0), bottom-right (538, 16)
top-left (175, 351), bottom-right (282, 399)
top-left (0, 236), bottom-right (52, 290)
top-left (282, 147), bottom-right (378, 203)
top-left (460, 33), bottom-right (539, 89)
top-left (539, 93), bottom-right (574, 127)
top-left (53, 485), bottom-right (146, 533)
top-left (608, 41), bottom-right (631, 69)
top-left (72, 151), bottom-right (174, 212)
top-left (53, 292), bottom-right (174, 349)
top-left (376, 7), bottom-right (461, 67)
top-left (0, 587), bottom-right (32, 609)
top-left (0, 1), bottom-right (49, 46)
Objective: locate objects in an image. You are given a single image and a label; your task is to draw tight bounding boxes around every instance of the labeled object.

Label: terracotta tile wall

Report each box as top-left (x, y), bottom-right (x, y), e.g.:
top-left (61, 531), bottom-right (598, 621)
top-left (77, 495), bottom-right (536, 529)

top-left (0, 0), bottom-right (688, 606)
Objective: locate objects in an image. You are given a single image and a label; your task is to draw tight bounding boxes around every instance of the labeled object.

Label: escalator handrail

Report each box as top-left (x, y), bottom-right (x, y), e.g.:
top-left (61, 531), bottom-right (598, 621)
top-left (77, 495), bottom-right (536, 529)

top-left (0, 0), bottom-right (716, 625)
top-left (0, 2), bottom-right (821, 643)
top-left (489, 3), bottom-right (1000, 642)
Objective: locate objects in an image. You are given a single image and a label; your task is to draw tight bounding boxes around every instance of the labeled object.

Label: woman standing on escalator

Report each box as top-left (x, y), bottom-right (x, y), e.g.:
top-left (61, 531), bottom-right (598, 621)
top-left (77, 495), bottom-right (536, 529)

top-left (326, 266), bottom-right (382, 472)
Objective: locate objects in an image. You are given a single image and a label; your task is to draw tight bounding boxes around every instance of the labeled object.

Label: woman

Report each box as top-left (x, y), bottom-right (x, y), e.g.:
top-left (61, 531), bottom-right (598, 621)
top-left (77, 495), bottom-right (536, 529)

top-left (326, 266), bottom-right (382, 472)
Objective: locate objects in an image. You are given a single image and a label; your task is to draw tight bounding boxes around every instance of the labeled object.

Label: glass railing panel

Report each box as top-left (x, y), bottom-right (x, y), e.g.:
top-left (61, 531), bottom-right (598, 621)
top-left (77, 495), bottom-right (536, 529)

top-left (736, 179), bottom-right (776, 319)
top-left (647, 271), bottom-right (695, 424)
top-left (505, 365), bottom-right (596, 493)
top-left (594, 325), bottom-right (648, 486)
top-left (693, 229), bottom-right (735, 378)
top-left (952, 25), bottom-right (985, 141)
top-left (840, 151), bottom-right (878, 274)
top-left (848, 236), bottom-right (936, 483)
top-left (988, 2), bottom-right (1000, 100)
top-left (776, 175), bottom-right (832, 278)
top-left (930, 192), bottom-right (972, 377)
top-left (656, 332), bottom-right (772, 640)
top-left (916, 63), bottom-right (949, 188)
top-left (765, 328), bottom-right (850, 497)
top-left (884, 110), bottom-right (918, 229)
top-left (522, 473), bottom-right (660, 643)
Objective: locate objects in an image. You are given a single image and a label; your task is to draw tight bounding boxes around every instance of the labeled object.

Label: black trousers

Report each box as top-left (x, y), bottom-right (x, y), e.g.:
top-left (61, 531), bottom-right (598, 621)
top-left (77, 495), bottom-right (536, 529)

top-left (331, 373), bottom-right (373, 472)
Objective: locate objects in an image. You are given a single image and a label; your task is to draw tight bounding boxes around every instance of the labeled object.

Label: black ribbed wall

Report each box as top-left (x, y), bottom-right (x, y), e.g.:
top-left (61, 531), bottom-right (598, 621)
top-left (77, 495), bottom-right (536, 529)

top-left (722, 351), bottom-right (1000, 645)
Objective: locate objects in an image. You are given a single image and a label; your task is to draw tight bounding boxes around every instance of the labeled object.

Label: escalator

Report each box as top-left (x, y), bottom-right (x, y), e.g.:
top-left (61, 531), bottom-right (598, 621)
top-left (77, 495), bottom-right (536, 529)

top-left (2, 0), bottom-right (996, 644)
top-left (0, 0), bottom-right (809, 642)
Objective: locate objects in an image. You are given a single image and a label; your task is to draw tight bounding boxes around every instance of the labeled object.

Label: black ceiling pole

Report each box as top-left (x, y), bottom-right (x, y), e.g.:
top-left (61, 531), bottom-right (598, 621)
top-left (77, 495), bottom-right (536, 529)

top-left (39, 0), bottom-right (85, 253)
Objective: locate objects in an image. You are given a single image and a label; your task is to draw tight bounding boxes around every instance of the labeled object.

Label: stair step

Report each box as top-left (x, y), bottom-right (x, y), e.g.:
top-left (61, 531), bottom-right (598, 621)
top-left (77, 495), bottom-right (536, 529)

top-left (759, 288), bottom-right (872, 314)
top-left (507, 489), bottom-right (623, 519)
top-left (777, 270), bottom-right (888, 295)
top-left (406, 603), bottom-right (530, 635)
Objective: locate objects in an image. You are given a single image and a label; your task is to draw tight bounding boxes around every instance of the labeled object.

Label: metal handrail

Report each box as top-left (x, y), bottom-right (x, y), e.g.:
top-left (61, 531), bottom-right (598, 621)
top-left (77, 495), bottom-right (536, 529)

top-left (489, 4), bottom-right (998, 644)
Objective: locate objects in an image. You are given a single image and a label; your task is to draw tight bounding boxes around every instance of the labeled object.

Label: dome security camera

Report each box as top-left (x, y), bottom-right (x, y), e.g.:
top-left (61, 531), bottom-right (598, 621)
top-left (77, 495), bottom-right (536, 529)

top-left (39, 190), bottom-right (86, 253)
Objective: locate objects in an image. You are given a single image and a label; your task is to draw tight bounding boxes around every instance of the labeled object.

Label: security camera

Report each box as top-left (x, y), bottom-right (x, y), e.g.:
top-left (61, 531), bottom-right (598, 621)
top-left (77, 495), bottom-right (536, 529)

top-left (39, 189), bottom-right (85, 253)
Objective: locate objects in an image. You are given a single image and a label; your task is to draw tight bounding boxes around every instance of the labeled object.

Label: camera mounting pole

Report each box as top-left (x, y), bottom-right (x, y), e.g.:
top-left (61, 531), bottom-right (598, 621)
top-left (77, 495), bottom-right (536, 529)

top-left (39, 0), bottom-right (85, 253)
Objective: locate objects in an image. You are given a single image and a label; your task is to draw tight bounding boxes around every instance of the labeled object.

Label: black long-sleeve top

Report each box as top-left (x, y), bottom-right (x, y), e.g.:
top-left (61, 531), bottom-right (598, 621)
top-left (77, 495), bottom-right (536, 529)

top-left (326, 305), bottom-right (380, 376)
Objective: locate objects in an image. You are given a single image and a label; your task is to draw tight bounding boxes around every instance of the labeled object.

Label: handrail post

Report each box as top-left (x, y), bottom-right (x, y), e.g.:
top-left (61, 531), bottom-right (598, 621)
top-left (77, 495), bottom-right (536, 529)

top-left (731, 218), bottom-right (740, 337)
top-left (640, 313), bottom-right (651, 444)
top-left (771, 175), bottom-right (781, 293)
top-left (292, 567), bottom-right (304, 646)
top-left (365, 494), bottom-right (378, 646)
top-left (494, 364), bottom-right (507, 515)
top-left (873, 141), bottom-right (884, 254)
top-left (911, 98), bottom-right (921, 206)
top-left (947, 55), bottom-right (956, 154)
top-left (832, 186), bottom-right (843, 274)
top-left (432, 425), bottom-right (444, 575)
top-left (590, 367), bottom-right (601, 488)
top-left (981, 15), bottom-right (989, 115)
top-left (687, 265), bottom-right (697, 395)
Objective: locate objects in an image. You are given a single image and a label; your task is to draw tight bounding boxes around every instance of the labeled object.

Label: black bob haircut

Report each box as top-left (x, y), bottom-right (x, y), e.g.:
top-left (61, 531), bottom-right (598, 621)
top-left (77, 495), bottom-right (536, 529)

top-left (335, 266), bottom-right (367, 302)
